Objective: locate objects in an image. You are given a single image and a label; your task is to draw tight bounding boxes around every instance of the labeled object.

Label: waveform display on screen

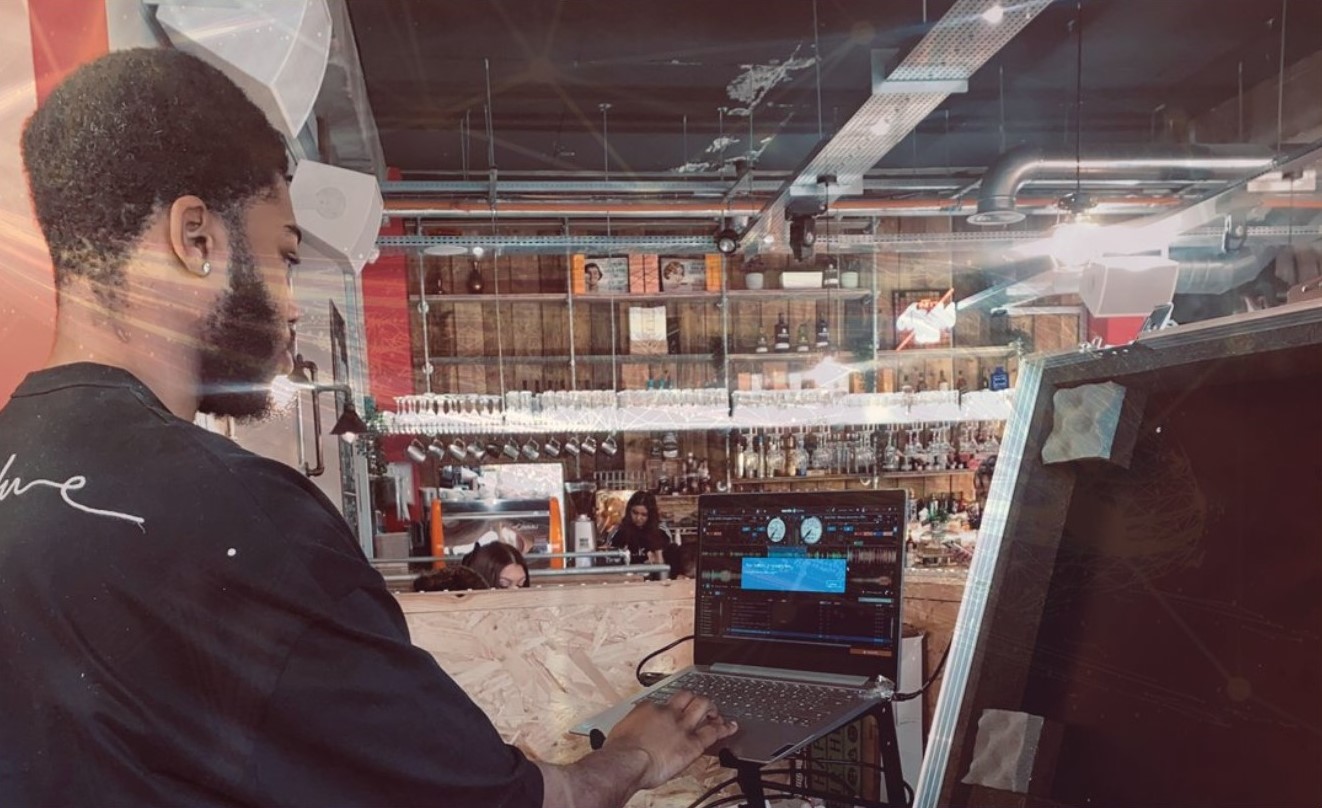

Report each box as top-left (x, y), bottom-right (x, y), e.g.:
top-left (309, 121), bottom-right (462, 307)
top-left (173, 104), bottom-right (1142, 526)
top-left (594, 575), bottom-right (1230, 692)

top-left (740, 557), bottom-right (846, 594)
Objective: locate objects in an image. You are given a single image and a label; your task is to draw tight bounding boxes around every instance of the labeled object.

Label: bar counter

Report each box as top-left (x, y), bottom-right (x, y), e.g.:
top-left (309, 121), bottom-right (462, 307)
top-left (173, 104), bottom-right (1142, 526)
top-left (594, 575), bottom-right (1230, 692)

top-left (397, 569), bottom-right (967, 807)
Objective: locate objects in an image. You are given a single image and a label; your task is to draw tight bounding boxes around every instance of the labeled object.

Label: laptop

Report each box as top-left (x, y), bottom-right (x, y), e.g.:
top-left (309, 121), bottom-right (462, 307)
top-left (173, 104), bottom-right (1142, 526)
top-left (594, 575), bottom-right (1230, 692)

top-left (572, 489), bottom-right (907, 765)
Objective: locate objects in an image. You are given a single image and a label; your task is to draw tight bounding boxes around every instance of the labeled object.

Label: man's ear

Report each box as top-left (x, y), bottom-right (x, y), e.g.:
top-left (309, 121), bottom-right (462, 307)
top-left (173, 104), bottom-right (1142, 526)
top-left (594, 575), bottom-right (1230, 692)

top-left (167, 195), bottom-right (221, 278)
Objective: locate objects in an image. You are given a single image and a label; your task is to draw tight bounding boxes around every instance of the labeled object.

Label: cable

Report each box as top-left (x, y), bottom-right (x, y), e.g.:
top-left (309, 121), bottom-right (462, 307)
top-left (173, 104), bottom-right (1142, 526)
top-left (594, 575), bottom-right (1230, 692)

top-left (684, 767), bottom-right (794, 808)
top-left (635, 634), bottom-right (694, 686)
top-left (792, 756), bottom-right (914, 807)
top-left (892, 639), bottom-right (952, 702)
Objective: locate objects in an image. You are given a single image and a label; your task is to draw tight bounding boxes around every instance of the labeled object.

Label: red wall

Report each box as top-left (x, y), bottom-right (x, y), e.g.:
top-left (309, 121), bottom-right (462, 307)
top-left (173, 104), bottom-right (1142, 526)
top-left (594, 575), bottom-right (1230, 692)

top-left (0, 1), bottom-right (109, 407)
top-left (361, 169), bottom-right (413, 411)
top-left (1087, 315), bottom-right (1145, 347)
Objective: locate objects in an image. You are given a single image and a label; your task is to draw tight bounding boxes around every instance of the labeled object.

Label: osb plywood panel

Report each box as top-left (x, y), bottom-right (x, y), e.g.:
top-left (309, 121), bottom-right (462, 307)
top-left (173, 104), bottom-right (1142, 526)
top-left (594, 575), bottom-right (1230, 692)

top-left (399, 573), bottom-right (968, 807)
top-left (400, 581), bottom-right (725, 807)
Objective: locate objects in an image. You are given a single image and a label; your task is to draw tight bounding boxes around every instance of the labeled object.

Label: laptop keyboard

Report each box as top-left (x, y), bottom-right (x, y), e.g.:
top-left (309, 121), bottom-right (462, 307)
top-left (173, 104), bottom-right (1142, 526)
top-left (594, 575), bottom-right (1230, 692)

top-left (639, 671), bottom-right (864, 727)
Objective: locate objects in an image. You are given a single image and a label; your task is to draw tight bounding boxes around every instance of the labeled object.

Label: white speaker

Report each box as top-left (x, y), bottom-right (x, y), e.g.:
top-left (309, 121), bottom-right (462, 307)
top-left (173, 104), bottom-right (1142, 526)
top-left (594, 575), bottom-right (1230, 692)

top-left (154, 0), bottom-right (332, 139)
top-left (1079, 256), bottom-right (1179, 318)
top-left (290, 160), bottom-right (383, 274)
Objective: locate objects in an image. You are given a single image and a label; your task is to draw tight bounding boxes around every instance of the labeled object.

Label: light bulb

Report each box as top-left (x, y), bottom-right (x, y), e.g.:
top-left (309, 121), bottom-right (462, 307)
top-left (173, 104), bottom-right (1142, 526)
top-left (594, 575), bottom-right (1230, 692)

top-left (1049, 216), bottom-right (1104, 268)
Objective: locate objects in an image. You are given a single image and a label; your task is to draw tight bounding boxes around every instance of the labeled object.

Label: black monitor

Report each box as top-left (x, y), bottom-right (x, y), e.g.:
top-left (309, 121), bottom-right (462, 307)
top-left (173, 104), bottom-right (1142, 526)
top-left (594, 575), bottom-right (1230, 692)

top-left (919, 303), bottom-right (1322, 808)
top-left (694, 490), bottom-right (908, 682)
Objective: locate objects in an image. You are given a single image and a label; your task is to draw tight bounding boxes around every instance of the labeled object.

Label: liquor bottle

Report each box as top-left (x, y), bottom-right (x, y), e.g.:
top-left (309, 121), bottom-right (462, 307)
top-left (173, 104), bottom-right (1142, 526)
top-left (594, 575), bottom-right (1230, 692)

top-left (917, 373), bottom-right (928, 392)
top-left (764, 430), bottom-right (786, 477)
top-left (955, 370), bottom-right (967, 394)
top-left (789, 433), bottom-right (809, 477)
top-left (938, 371), bottom-right (949, 392)
top-left (796, 323), bottom-right (811, 352)
top-left (774, 314), bottom-right (791, 352)
top-left (755, 333), bottom-right (770, 354)
top-left (815, 316), bottom-right (830, 349)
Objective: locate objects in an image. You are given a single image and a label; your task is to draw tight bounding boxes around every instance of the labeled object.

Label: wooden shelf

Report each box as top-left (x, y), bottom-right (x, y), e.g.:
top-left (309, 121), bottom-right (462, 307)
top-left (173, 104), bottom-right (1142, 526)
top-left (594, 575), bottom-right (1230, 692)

top-left (730, 469), bottom-right (976, 486)
top-left (728, 350), bottom-right (847, 361)
top-left (421, 353), bottom-right (716, 367)
top-left (726, 289), bottom-right (872, 301)
top-left (413, 293), bottom-right (568, 303)
top-left (412, 289), bottom-right (873, 305)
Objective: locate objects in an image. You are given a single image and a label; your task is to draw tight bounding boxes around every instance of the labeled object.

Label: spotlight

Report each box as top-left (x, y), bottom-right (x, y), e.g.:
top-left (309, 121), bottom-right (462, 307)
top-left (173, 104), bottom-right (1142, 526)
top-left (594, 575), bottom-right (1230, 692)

top-left (714, 227), bottom-right (740, 255)
top-left (330, 401), bottom-right (369, 444)
top-left (789, 215), bottom-right (817, 261)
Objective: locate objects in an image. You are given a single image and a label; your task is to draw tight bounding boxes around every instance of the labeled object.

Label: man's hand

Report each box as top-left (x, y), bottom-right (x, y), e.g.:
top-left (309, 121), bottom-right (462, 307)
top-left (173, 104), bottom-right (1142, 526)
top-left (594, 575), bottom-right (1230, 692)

top-left (536, 691), bottom-right (737, 808)
top-left (604, 690), bottom-right (739, 790)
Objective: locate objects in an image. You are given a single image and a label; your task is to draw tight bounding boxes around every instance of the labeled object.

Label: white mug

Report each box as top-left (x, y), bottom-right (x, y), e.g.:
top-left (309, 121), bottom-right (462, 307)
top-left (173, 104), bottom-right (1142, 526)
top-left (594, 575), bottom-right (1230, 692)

top-left (406, 439), bottom-right (428, 464)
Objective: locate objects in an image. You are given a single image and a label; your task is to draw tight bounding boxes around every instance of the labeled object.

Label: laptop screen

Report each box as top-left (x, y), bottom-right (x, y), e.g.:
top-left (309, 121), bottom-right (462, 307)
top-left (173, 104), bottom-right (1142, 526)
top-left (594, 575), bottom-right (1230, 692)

top-left (695, 490), bottom-right (907, 681)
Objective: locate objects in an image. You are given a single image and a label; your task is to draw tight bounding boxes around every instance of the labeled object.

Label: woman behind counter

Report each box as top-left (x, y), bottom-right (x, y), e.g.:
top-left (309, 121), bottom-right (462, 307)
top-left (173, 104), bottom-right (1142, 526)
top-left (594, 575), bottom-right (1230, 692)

top-left (462, 542), bottom-right (531, 589)
top-left (607, 491), bottom-right (672, 566)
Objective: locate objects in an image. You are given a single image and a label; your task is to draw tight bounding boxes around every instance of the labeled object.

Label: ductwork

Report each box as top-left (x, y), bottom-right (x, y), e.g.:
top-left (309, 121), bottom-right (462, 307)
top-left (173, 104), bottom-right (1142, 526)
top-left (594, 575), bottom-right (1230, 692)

top-left (1171, 246), bottom-right (1275, 294)
top-left (962, 247), bottom-right (1276, 312)
top-left (968, 144), bottom-right (1278, 226)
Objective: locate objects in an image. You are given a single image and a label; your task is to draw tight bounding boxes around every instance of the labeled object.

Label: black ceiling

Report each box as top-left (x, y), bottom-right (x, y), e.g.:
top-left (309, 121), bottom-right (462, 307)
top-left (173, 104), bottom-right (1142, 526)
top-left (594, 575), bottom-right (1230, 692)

top-left (346, 0), bottom-right (1322, 179)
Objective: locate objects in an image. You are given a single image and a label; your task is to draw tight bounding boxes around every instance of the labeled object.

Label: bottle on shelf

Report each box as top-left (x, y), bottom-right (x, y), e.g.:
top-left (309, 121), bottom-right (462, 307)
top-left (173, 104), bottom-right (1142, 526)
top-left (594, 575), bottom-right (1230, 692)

top-left (774, 314), bottom-right (791, 352)
top-left (764, 429), bottom-right (786, 478)
top-left (795, 323), bottom-right (811, 353)
top-left (955, 370), bottom-right (967, 394)
top-left (815, 316), bottom-right (830, 349)
top-left (938, 371), bottom-right (949, 392)
top-left (789, 432), bottom-right (809, 477)
top-left (755, 332), bottom-right (770, 354)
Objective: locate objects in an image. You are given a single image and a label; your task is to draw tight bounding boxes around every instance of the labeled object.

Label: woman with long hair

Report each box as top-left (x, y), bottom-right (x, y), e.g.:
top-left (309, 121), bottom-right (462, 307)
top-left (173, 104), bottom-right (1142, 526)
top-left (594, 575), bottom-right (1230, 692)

top-left (461, 541), bottom-right (531, 589)
top-left (607, 491), bottom-right (671, 565)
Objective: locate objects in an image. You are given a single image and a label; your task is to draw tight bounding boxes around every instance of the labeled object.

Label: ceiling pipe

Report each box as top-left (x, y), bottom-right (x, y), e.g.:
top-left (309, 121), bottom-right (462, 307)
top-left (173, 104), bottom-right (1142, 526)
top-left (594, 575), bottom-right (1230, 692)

top-left (384, 195), bottom-right (1186, 220)
top-left (969, 143), bottom-right (1278, 225)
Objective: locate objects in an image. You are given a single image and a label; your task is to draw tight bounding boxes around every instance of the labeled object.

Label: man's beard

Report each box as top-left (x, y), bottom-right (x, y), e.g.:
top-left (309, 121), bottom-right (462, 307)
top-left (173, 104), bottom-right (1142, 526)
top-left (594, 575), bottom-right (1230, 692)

top-left (196, 231), bottom-right (289, 422)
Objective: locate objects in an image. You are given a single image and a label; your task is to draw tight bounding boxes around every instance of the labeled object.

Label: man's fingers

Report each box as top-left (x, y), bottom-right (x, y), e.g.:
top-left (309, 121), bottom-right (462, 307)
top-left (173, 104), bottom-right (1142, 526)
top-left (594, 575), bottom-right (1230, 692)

top-left (665, 689), bottom-right (697, 713)
top-left (677, 694), bottom-right (719, 730)
top-left (692, 716), bottom-right (740, 749)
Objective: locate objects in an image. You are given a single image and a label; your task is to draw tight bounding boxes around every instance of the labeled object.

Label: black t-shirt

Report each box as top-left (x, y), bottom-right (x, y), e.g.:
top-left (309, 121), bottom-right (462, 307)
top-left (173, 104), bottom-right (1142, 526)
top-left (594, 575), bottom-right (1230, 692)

top-left (608, 522), bottom-right (670, 564)
top-left (0, 364), bottom-right (543, 807)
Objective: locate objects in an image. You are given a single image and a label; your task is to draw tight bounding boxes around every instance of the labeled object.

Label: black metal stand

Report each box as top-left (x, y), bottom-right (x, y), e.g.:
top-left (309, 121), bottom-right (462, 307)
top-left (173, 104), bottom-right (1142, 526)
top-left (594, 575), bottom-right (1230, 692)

top-left (718, 699), bottom-right (907, 808)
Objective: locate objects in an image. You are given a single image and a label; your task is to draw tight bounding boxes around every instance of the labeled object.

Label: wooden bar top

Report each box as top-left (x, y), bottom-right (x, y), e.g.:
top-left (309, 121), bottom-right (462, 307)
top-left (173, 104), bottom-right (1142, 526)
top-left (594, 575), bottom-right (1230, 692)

top-left (397, 571), bottom-right (967, 807)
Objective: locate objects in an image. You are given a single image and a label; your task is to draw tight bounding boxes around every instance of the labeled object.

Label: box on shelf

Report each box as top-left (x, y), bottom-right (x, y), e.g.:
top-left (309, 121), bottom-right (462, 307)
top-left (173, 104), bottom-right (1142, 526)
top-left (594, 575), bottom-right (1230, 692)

top-left (627, 255), bottom-right (658, 294)
top-left (628, 305), bottom-right (668, 355)
top-left (705, 255), bottom-right (723, 292)
top-left (659, 256), bottom-right (707, 292)
top-left (573, 254), bottom-right (630, 294)
top-left (781, 270), bottom-right (824, 289)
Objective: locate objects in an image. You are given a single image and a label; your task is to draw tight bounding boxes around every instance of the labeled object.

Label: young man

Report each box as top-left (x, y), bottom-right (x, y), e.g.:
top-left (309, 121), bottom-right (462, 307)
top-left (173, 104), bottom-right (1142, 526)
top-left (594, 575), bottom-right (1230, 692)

top-left (0, 48), bottom-right (734, 807)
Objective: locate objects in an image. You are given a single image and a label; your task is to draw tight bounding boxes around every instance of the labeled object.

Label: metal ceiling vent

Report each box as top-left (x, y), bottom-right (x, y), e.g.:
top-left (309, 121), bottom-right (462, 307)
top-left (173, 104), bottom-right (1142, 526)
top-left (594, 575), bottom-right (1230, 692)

top-left (968, 144), bottom-right (1277, 225)
top-left (744, 0), bottom-right (1054, 250)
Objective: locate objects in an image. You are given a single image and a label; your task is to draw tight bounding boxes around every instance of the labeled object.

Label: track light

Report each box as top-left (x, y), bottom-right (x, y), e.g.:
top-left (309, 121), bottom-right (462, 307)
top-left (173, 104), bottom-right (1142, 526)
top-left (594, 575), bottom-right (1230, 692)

top-left (714, 226), bottom-right (740, 255)
top-left (789, 215), bottom-right (816, 261)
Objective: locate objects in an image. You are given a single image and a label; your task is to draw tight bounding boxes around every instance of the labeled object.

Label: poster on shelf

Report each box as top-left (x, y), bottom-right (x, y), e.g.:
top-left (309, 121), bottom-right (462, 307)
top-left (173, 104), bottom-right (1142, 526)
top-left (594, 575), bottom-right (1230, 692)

top-left (659, 257), bottom-right (707, 292)
top-left (573, 255), bottom-right (630, 294)
top-left (893, 288), bottom-right (956, 348)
